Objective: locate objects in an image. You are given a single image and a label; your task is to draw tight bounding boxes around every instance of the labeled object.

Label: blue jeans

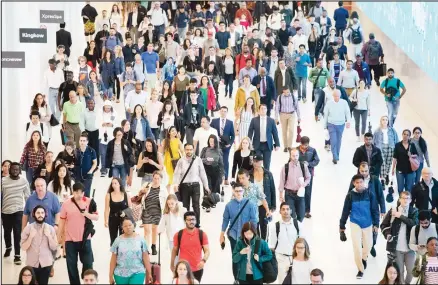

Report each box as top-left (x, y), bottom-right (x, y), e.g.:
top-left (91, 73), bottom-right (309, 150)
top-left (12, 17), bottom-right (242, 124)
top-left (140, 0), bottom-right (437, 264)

top-left (65, 240), bottom-right (94, 285)
top-left (26, 168), bottom-right (35, 189)
top-left (78, 176), bottom-right (93, 197)
top-left (112, 165), bottom-right (127, 187)
top-left (224, 74), bottom-right (234, 97)
top-left (297, 76), bottom-right (307, 99)
top-left (222, 146), bottom-right (231, 180)
top-left (414, 162), bottom-right (424, 184)
top-left (327, 123), bottom-right (345, 161)
top-left (305, 175), bottom-right (314, 213)
top-left (99, 142), bottom-right (108, 174)
top-left (285, 191), bottom-right (305, 222)
top-left (396, 171), bottom-right (415, 193)
top-left (386, 99), bottom-right (400, 127)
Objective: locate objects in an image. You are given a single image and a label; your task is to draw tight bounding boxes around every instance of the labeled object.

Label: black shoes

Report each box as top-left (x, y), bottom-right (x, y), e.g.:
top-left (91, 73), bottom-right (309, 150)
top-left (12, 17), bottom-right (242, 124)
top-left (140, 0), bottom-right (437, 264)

top-left (206, 208), bottom-right (211, 213)
top-left (332, 159), bottom-right (338, 164)
top-left (305, 212), bottom-right (312, 218)
top-left (370, 246), bottom-right (376, 257)
top-left (284, 148), bottom-right (288, 153)
top-left (14, 255), bottom-right (21, 265)
top-left (385, 175), bottom-right (389, 186)
top-left (356, 271), bottom-right (363, 279)
top-left (362, 259), bottom-right (367, 270)
top-left (151, 244), bottom-right (157, 255)
top-left (4, 247), bottom-right (12, 258)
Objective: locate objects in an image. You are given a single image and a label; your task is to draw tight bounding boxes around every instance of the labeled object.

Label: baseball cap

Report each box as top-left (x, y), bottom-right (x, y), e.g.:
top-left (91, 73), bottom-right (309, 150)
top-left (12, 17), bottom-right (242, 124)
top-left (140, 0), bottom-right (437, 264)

top-left (253, 154), bottom-right (263, 161)
top-left (103, 100), bottom-right (112, 107)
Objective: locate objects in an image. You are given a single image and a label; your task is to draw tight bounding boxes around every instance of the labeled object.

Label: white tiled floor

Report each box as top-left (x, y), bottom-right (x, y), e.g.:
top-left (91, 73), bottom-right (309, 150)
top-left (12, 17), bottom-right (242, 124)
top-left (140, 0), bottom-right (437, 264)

top-left (2, 2), bottom-right (438, 284)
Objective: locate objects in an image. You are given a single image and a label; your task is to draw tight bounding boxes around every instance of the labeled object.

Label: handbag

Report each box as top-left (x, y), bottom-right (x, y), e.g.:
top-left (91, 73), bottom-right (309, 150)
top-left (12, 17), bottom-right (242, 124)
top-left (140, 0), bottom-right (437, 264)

top-left (169, 148), bottom-right (180, 170)
top-left (295, 123), bottom-right (302, 143)
top-left (408, 144), bottom-right (420, 171)
top-left (379, 62), bottom-right (387, 77)
top-left (49, 114), bottom-right (59, 126)
top-left (350, 84), bottom-right (358, 112)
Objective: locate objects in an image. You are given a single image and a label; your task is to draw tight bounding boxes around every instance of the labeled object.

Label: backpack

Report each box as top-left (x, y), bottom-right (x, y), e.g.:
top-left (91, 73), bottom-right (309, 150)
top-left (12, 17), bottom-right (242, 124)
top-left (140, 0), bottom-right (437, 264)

top-left (384, 78), bottom-right (400, 100)
top-left (26, 122), bottom-right (44, 136)
top-left (253, 238), bottom-right (278, 284)
top-left (177, 229), bottom-right (205, 256)
top-left (350, 27), bottom-right (362, 44)
top-left (274, 220), bottom-right (299, 250)
top-left (367, 41), bottom-right (381, 61)
top-left (414, 223), bottom-right (438, 243)
top-left (284, 161), bottom-right (306, 185)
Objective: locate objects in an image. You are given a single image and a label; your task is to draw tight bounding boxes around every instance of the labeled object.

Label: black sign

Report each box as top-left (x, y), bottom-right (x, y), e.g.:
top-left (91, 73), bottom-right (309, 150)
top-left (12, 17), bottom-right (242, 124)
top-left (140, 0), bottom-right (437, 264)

top-left (40, 10), bottom-right (64, 23)
top-left (2, 52), bottom-right (26, 68)
top-left (19, 28), bottom-right (47, 43)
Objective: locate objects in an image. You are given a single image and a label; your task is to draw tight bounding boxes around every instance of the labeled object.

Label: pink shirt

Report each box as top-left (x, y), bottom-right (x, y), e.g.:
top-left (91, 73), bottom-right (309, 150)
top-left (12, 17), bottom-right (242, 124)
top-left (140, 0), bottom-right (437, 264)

top-left (21, 223), bottom-right (58, 268)
top-left (278, 161), bottom-right (311, 192)
top-left (60, 197), bottom-right (97, 242)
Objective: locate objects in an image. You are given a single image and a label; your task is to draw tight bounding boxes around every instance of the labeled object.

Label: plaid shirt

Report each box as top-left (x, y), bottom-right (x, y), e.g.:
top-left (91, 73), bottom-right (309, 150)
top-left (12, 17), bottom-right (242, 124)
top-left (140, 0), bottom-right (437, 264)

top-left (20, 145), bottom-right (46, 169)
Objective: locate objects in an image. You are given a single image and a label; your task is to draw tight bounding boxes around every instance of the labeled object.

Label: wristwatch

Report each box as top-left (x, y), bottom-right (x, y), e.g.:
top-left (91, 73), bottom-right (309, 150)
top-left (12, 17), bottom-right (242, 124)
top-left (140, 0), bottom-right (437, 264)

top-left (202, 258), bottom-right (207, 263)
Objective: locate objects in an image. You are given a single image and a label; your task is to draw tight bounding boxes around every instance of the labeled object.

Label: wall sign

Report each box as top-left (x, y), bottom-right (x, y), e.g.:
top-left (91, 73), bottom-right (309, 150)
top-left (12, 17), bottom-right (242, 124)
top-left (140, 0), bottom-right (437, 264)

top-left (40, 10), bottom-right (64, 24)
top-left (19, 28), bottom-right (47, 43)
top-left (1, 52), bottom-right (26, 68)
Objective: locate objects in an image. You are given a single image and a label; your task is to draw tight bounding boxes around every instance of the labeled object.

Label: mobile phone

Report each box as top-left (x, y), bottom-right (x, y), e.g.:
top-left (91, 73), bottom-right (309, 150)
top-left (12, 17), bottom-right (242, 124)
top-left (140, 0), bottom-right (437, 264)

top-left (221, 242), bottom-right (225, 250)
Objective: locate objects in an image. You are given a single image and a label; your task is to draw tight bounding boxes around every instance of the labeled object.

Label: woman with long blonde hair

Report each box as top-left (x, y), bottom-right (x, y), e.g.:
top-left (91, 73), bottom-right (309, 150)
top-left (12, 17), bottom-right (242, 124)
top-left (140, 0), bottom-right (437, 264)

top-left (76, 84), bottom-right (89, 105)
top-left (231, 137), bottom-right (254, 179)
top-left (283, 238), bottom-right (313, 284)
top-left (158, 194), bottom-right (186, 251)
top-left (114, 45), bottom-right (125, 103)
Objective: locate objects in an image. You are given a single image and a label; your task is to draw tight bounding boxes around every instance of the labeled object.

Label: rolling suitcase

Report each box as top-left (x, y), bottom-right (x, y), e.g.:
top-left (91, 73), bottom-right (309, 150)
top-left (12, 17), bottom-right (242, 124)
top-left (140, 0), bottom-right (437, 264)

top-left (379, 62), bottom-right (387, 77)
top-left (150, 234), bottom-right (161, 284)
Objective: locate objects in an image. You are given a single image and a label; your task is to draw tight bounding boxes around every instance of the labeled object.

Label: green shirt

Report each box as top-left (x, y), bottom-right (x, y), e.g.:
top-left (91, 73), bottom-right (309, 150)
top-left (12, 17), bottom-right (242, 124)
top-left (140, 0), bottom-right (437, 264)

top-left (309, 67), bottom-right (330, 88)
top-left (63, 101), bottom-right (85, 123)
top-left (200, 87), bottom-right (208, 109)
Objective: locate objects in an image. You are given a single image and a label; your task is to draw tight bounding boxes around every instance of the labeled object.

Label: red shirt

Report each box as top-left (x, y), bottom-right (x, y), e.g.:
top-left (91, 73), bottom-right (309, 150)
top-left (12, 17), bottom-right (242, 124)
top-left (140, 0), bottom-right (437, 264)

top-left (173, 228), bottom-right (208, 272)
top-left (60, 197), bottom-right (98, 242)
top-left (236, 54), bottom-right (255, 74)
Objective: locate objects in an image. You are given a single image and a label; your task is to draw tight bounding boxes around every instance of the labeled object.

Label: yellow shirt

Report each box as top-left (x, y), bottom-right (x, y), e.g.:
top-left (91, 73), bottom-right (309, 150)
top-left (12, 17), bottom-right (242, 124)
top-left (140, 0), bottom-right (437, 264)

top-left (63, 101), bottom-right (85, 123)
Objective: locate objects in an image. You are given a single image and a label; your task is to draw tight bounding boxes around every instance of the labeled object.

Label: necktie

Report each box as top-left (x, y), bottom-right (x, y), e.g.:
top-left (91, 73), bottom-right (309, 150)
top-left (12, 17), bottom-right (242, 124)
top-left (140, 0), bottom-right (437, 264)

top-left (221, 119), bottom-right (225, 136)
top-left (261, 77), bottom-right (266, 96)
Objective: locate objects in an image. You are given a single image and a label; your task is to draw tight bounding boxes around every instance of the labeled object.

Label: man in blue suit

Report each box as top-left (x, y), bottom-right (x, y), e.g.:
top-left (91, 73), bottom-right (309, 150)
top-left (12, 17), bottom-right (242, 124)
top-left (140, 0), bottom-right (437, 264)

top-left (248, 104), bottom-right (280, 170)
top-left (251, 67), bottom-right (276, 117)
top-left (211, 106), bottom-right (235, 185)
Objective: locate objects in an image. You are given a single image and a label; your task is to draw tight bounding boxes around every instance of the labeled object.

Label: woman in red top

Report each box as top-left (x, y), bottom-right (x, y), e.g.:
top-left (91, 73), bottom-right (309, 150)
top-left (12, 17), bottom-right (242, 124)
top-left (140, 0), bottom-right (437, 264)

top-left (198, 75), bottom-right (217, 117)
top-left (19, 130), bottom-right (47, 188)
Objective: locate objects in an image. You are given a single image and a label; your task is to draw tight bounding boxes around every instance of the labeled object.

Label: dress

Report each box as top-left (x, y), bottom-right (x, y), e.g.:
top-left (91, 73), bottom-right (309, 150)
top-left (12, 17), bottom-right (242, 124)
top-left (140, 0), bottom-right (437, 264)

top-left (141, 186), bottom-right (162, 225)
top-left (239, 110), bottom-right (254, 139)
top-left (164, 138), bottom-right (181, 184)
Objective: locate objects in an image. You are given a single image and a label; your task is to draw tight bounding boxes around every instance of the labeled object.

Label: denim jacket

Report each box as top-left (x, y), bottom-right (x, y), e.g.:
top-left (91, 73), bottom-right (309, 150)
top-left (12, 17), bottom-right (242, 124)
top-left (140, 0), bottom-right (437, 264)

top-left (222, 198), bottom-right (258, 241)
top-left (131, 117), bottom-right (155, 141)
top-left (373, 127), bottom-right (399, 149)
top-left (86, 80), bottom-right (106, 99)
top-left (99, 59), bottom-right (117, 88)
top-left (114, 57), bottom-right (125, 75)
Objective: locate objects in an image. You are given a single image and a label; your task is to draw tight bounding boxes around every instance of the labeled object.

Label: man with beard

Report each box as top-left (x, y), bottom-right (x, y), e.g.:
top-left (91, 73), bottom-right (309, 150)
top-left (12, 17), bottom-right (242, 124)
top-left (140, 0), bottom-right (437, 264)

top-left (409, 210), bottom-right (438, 255)
top-left (20, 205), bottom-right (58, 285)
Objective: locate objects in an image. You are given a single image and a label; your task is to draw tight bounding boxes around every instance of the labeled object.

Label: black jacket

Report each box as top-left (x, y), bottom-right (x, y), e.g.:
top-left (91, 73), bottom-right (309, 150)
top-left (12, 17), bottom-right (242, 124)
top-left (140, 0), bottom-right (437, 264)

top-left (180, 87), bottom-right (203, 112)
top-left (183, 102), bottom-right (206, 128)
top-left (352, 144), bottom-right (383, 177)
top-left (411, 178), bottom-right (438, 222)
top-left (380, 204), bottom-right (418, 253)
top-left (127, 11), bottom-right (145, 29)
top-left (56, 29), bottom-right (72, 56)
top-left (249, 169), bottom-right (276, 210)
top-left (105, 139), bottom-right (134, 175)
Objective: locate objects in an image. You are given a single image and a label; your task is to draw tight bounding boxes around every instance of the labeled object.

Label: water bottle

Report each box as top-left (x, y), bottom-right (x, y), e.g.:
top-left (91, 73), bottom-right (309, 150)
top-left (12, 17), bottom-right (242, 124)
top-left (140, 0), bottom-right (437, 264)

top-left (220, 186), bottom-right (225, 202)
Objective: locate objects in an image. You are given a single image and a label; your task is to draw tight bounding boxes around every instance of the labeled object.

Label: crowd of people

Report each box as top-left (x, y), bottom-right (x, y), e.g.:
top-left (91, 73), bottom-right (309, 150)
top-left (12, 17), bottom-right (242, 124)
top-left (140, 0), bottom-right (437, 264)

top-left (2, 1), bottom-right (437, 284)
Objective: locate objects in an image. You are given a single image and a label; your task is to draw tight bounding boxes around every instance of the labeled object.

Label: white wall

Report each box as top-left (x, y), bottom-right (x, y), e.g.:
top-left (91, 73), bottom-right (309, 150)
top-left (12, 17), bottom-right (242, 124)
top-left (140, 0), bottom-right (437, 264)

top-left (1, 2), bottom-right (86, 160)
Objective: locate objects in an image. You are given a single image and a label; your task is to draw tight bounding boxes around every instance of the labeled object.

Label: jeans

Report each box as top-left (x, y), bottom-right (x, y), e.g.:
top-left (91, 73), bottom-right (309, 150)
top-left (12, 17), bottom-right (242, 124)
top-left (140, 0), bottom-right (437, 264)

top-left (115, 76), bottom-right (121, 100)
top-left (304, 175), bottom-right (314, 213)
top-left (1, 211), bottom-right (23, 256)
top-left (228, 236), bottom-right (238, 280)
top-left (180, 182), bottom-right (201, 227)
top-left (386, 99), bottom-right (400, 127)
top-left (112, 165), bottom-right (127, 187)
top-left (86, 130), bottom-right (99, 167)
top-left (414, 162), bottom-right (424, 184)
top-left (185, 127), bottom-right (196, 145)
top-left (33, 265), bottom-right (52, 285)
top-left (151, 128), bottom-right (160, 144)
top-left (154, 24), bottom-right (165, 38)
top-left (222, 146), bottom-right (231, 180)
top-left (396, 171), bottom-right (415, 193)
top-left (395, 250), bottom-right (415, 284)
top-left (327, 123), bottom-right (345, 161)
top-left (224, 74), bottom-right (234, 97)
top-left (99, 142), bottom-right (108, 174)
top-left (48, 87), bottom-right (60, 119)
top-left (114, 273), bottom-right (146, 284)
top-left (285, 191), bottom-right (305, 222)
top-left (26, 168), bottom-right (35, 188)
top-left (258, 205), bottom-right (268, 240)
top-left (78, 176), bottom-right (93, 197)
top-left (178, 27), bottom-right (187, 42)
top-left (297, 76), bottom-right (308, 99)
top-left (255, 142), bottom-right (272, 170)
top-left (65, 240), bottom-right (94, 285)
top-left (353, 109), bottom-right (368, 136)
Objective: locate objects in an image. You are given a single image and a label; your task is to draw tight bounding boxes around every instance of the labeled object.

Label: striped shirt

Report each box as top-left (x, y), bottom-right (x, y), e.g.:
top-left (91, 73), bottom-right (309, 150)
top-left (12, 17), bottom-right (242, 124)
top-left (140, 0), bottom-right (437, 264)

top-left (1, 176), bottom-right (31, 214)
top-left (275, 93), bottom-right (301, 120)
top-left (425, 256), bottom-right (438, 284)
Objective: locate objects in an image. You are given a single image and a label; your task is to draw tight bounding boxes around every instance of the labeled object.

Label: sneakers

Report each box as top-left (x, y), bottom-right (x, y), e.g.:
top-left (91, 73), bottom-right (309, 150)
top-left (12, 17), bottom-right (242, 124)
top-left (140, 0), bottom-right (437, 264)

top-left (305, 212), bottom-right (312, 219)
top-left (370, 246), bottom-right (376, 257)
top-left (14, 255), bottom-right (21, 265)
top-left (362, 259), bottom-right (367, 269)
top-left (385, 175), bottom-right (390, 186)
top-left (151, 244), bottom-right (157, 255)
top-left (357, 136), bottom-right (361, 142)
top-left (284, 148), bottom-right (288, 153)
top-left (324, 145), bottom-right (331, 152)
top-left (332, 159), bottom-right (338, 164)
top-left (356, 271), bottom-right (363, 279)
top-left (206, 208), bottom-right (211, 213)
top-left (4, 247), bottom-right (12, 257)
top-left (303, 98), bottom-right (307, 103)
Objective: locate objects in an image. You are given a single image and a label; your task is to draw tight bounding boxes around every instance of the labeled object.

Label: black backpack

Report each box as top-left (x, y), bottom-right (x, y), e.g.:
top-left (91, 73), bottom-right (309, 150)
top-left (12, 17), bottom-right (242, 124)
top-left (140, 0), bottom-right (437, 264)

top-left (274, 220), bottom-right (299, 250)
top-left (253, 238), bottom-right (278, 284)
top-left (284, 161), bottom-right (306, 185)
top-left (177, 229), bottom-right (204, 256)
top-left (351, 27), bottom-right (362, 44)
top-left (414, 223), bottom-right (438, 243)
top-left (26, 122), bottom-right (44, 136)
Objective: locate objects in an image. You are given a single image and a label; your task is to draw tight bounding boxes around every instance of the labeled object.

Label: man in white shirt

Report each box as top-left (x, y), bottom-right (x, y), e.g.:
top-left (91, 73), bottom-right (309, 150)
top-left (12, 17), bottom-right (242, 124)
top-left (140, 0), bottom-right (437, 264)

top-left (147, 2), bottom-right (168, 37)
top-left (268, 49), bottom-right (280, 79)
top-left (193, 116), bottom-right (218, 155)
top-left (292, 27), bottom-right (309, 53)
top-left (337, 60), bottom-right (360, 97)
top-left (125, 82), bottom-right (148, 121)
top-left (267, 6), bottom-right (282, 32)
top-left (268, 202), bottom-right (302, 284)
top-left (26, 111), bottom-right (49, 145)
top-left (43, 59), bottom-right (64, 120)
top-left (96, 10), bottom-right (110, 32)
top-left (323, 89), bottom-right (351, 164)
top-left (145, 91), bottom-right (163, 141)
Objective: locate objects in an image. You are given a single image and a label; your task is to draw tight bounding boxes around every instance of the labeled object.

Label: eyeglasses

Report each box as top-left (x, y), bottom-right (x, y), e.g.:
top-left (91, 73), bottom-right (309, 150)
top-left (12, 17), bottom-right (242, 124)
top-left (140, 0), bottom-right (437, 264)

top-left (185, 218), bottom-right (196, 222)
top-left (234, 190), bottom-right (244, 193)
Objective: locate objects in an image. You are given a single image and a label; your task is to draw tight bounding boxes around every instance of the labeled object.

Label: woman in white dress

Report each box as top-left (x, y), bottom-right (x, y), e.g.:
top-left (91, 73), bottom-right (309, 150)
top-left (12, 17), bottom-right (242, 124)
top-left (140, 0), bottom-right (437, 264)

top-left (239, 97), bottom-right (256, 142)
top-left (109, 4), bottom-right (122, 31)
top-left (30, 93), bottom-right (52, 147)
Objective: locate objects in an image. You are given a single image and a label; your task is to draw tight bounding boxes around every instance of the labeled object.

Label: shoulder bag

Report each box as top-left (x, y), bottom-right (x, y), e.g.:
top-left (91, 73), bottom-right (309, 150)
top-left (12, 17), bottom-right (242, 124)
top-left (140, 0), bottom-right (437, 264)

top-left (225, 199), bottom-right (250, 239)
top-left (176, 156), bottom-right (197, 201)
top-left (71, 195), bottom-right (96, 249)
top-left (311, 68), bottom-right (324, 102)
top-left (169, 146), bottom-right (180, 170)
top-left (408, 143), bottom-right (420, 171)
